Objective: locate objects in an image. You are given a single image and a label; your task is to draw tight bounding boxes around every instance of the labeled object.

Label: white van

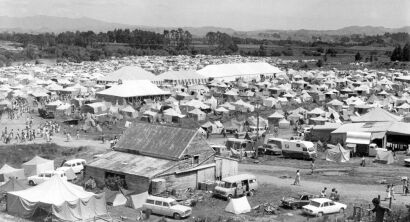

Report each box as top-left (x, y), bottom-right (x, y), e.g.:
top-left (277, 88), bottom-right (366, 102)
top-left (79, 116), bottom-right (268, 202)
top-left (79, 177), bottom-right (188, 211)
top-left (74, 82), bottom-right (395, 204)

top-left (267, 138), bottom-right (317, 160)
top-left (57, 159), bottom-right (86, 174)
top-left (214, 174), bottom-right (258, 199)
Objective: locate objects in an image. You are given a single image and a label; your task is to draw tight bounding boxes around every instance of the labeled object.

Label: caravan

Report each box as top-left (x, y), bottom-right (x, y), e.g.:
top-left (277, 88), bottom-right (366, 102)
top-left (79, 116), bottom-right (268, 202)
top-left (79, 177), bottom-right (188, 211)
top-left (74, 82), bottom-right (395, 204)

top-left (265, 138), bottom-right (317, 160)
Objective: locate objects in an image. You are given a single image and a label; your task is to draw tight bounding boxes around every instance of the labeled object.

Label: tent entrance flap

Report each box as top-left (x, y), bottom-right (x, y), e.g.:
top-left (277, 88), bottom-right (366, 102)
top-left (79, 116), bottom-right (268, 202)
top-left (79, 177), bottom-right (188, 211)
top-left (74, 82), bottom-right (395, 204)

top-left (346, 132), bottom-right (371, 145)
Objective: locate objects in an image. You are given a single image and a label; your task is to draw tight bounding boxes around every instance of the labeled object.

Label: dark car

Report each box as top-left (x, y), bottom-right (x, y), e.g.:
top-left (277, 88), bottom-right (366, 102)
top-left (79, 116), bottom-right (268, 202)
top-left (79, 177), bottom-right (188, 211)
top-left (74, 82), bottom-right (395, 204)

top-left (281, 193), bottom-right (315, 210)
top-left (258, 144), bottom-right (282, 155)
top-left (38, 108), bottom-right (55, 119)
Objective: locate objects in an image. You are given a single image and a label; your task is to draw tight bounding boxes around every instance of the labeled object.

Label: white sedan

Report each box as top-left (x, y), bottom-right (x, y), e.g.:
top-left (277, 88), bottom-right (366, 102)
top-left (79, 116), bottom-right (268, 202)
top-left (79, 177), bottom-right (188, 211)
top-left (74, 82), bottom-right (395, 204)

top-left (28, 171), bottom-right (67, 185)
top-left (303, 198), bottom-right (347, 217)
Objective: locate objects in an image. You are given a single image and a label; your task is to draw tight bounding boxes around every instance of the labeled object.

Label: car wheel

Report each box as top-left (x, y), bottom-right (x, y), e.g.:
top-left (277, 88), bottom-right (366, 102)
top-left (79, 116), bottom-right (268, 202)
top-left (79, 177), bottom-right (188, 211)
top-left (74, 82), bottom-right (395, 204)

top-left (174, 213), bottom-right (181, 220)
top-left (339, 208), bottom-right (345, 214)
top-left (227, 194), bottom-right (233, 200)
top-left (29, 180), bottom-right (35, 186)
top-left (317, 212), bottom-right (323, 217)
top-left (248, 190), bottom-right (255, 197)
top-left (145, 209), bottom-right (152, 215)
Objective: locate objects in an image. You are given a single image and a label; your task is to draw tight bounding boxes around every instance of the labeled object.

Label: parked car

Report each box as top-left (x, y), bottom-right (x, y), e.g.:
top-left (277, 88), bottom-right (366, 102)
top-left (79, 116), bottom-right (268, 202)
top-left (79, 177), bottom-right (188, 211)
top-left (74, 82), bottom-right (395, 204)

top-left (214, 174), bottom-right (258, 200)
top-left (258, 144), bottom-right (282, 155)
top-left (56, 159), bottom-right (86, 174)
top-left (38, 108), bottom-right (55, 119)
top-left (302, 198), bottom-right (347, 217)
top-left (142, 195), bottom-right (192, 219)
top-left (28, 170), bottom-right (67, 186)
top-left (281, 193), bottom-right (315, 209)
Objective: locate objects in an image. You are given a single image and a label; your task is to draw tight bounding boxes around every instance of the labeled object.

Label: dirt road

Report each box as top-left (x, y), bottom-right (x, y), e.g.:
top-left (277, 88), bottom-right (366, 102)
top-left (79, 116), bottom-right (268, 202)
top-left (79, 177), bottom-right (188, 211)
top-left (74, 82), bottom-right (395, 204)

top-left (240, 164), bottom-right (409, 206)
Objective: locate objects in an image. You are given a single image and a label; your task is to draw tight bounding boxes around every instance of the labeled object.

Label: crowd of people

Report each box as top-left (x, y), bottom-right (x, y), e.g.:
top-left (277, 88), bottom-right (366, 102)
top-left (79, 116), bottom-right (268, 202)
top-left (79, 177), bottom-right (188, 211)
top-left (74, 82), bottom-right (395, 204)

top-left (0, 116), bottom-right (61, 144)
top-left (1, 99), bottom-right (31, 120)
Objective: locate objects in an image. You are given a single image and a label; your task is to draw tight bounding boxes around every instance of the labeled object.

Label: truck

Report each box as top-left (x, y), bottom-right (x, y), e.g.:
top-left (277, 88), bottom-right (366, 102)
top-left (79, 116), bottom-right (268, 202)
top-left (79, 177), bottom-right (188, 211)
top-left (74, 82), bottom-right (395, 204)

top-left (265, 137), bottom-right (317, 160)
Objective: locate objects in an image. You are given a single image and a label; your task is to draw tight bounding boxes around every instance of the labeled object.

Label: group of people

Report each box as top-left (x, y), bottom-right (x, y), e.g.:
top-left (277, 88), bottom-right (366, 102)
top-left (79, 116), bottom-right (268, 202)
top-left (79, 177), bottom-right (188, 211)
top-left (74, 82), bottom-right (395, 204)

top-left (320, 187), bottom-right (340, 201)
top-left (385, 184), bottom-right (396, 201)
top-left (1, 127), bottom-right (36, 144)
top-left (1, 99), bottom-right (30, 120)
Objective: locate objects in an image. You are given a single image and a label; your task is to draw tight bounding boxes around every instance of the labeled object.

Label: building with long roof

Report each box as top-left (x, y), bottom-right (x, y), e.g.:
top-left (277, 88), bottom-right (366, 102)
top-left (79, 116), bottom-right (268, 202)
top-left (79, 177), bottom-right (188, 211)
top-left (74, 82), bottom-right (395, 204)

top-left (96, 80), bottom-right (170, 105)
top-left (97, 66), bottom-right (160, 84)
top-left (197, 62), bottom-right (282, 81)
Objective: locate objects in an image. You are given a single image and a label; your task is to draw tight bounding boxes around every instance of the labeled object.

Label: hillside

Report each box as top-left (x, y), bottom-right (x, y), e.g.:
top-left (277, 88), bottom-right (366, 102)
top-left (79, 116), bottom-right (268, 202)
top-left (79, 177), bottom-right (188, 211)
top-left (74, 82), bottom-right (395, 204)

top-left (0, 15), bottom-right (408, 39)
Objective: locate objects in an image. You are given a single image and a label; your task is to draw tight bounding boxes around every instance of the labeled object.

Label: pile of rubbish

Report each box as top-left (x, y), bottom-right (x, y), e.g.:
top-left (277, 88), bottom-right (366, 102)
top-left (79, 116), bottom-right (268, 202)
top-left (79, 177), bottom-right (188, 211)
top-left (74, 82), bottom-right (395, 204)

top-left (252, 202), bottom-right (281, 215)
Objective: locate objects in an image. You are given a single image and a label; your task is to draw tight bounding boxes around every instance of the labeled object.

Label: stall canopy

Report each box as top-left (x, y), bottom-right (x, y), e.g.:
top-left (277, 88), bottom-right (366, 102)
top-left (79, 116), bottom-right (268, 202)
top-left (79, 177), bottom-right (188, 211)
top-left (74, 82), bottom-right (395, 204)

top-left (346, 132), bottom-right (371, 145)
top-left (325, 144), bottom-right (350, 163)
top-left (21, 156), bottom-right (55, 177)
top-left (7, 175), bottom-right (107, 221)
top-left (0, 164), bottom-right (26, 182)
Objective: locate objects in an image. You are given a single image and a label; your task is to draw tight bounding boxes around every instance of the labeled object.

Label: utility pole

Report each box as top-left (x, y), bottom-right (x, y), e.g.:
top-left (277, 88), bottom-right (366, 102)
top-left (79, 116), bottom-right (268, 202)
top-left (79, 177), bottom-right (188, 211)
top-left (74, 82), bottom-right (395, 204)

top-left (255, 103), bottom-right (260, 159)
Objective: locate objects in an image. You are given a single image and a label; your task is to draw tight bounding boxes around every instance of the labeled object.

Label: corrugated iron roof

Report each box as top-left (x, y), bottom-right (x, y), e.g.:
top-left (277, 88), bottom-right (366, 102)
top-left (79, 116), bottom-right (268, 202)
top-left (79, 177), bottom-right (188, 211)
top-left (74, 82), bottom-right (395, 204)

top-left (114, 123), bottom-right (207, 161)
top-left (87, 151), bottom-right (174, 178)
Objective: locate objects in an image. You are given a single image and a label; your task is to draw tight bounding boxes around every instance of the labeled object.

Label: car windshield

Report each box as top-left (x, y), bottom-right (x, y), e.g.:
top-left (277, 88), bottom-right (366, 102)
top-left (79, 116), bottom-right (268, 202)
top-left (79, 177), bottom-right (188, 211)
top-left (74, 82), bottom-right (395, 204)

top-left (310, 201), bottom-right (321, 207)
top-left (224, 182), bottom-right (232, 188)
top-left (63, 163), bottom-right (72, 167)
top-left (170, 201), bottom-right (178, 206)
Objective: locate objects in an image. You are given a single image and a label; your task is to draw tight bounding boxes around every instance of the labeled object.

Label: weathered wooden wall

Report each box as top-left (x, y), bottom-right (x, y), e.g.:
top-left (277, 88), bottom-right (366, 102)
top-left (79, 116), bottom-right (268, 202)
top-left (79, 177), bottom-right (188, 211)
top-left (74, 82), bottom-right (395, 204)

top-left (85, 165), bottom-right (150, 193)
top-left (215, 157), bottom-right (238, 179)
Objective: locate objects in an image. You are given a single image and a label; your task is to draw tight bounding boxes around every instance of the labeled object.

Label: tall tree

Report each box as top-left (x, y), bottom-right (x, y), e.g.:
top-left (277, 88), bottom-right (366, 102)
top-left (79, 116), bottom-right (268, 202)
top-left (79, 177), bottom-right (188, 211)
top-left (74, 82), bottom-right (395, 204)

top-left (355, 52), bottom-right (362, 61)
top-left (402, 43), bottom-right (410, 62)
top-left (391, 45), bottom-right (402, 61)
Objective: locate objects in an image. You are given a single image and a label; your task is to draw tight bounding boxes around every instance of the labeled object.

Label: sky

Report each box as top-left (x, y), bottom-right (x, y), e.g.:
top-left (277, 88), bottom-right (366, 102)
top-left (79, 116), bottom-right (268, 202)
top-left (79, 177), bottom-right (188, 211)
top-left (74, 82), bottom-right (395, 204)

top-left (0, 0), bottom-right (409, 30)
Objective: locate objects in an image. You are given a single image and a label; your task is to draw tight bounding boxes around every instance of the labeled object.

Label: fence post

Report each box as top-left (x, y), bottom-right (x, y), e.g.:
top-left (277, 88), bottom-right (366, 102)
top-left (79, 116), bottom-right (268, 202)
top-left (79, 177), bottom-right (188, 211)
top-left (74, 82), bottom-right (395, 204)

top-left (389, 197), bottom-right (392, 208)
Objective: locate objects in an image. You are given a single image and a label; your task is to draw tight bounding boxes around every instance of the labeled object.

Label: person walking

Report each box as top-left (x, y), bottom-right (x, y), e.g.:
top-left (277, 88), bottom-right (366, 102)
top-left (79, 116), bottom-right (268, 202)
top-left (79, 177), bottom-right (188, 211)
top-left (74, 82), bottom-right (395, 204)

top-left (360, 156), bottom-right (366, 167)
top-left (76, 129), bottom-right (80, 140)
top-left (310, 159), bottom-right (315, 174)
top-left (385, 184), bottom-right (391, 201)
top-left (293, 170), bottom-right (301, 185)
top-left (390, 184), bottom-right (396, 200)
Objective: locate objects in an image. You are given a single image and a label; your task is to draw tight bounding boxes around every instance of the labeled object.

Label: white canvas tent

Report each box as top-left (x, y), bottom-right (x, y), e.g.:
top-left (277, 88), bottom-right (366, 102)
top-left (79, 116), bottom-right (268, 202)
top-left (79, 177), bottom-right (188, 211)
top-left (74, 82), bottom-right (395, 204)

top-left (105, 189), bottom-right (127, 207)
top-left (22, 156), bottom-right (54, 177)
top-left (325, 144), bottom-right (350, 163)
top-left (0, 164), bottom-right (26, 182)
top-left (375, 150), bottom-right (395, 164)
top-left (125, 191), bottom-right (149, 209)
top-left (7, 176), bottom-right (107, 221)
top-left (225, 196), bottom-right (251, 214)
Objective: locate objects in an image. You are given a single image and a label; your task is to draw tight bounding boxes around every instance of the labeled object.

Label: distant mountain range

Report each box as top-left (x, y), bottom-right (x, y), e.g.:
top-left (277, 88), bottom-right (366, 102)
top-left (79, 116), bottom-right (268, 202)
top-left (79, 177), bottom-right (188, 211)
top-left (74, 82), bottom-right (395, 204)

top-left (0, 15), bottom-right (409, 39)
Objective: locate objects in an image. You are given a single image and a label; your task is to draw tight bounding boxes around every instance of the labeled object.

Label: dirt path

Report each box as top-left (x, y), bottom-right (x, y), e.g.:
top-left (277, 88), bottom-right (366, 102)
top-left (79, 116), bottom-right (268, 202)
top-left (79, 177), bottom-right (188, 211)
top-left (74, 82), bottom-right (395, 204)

top-left (240, 164), bottom-right (409, 205)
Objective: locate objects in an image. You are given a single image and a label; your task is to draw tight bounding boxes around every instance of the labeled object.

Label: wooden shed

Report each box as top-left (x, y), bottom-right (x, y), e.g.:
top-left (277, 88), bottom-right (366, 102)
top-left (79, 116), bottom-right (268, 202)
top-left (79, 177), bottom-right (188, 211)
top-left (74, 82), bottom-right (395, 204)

top-left (85, 123), bottom-right (223, 193)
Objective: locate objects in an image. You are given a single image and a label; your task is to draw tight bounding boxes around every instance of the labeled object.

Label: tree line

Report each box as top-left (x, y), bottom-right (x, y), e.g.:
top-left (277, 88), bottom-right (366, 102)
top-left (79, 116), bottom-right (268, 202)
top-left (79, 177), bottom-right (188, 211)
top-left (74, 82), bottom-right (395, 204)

top-left (0, 28), bottom-right (243, 65)
top-left (390, 43), bottom-right (410, 61)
